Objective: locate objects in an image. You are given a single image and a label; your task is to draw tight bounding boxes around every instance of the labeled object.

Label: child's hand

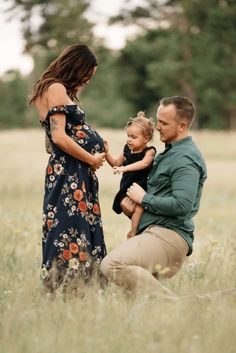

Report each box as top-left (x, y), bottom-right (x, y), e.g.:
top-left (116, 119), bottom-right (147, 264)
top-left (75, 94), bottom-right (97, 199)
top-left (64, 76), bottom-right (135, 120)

top-left (113, 166), bottom-right (125, 174)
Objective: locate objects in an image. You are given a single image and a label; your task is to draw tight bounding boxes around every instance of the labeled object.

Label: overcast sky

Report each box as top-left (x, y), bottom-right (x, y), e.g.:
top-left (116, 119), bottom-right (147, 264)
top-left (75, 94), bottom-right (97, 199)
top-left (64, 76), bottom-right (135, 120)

top-left (0, 0), bottom-right (144, 75)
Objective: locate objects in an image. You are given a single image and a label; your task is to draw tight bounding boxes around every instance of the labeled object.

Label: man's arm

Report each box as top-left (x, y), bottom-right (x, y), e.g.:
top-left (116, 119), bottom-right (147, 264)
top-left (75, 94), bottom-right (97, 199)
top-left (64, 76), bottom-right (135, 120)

top-left (127, 163), bottom-right (200, 217)
top-left (141, 164), bottom-right (200, 216)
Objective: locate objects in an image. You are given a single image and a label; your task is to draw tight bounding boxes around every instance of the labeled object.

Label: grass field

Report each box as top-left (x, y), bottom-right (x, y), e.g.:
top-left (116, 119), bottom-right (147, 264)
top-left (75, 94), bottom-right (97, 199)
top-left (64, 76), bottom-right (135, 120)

top-left (1, 128), bottom-right (236, 353)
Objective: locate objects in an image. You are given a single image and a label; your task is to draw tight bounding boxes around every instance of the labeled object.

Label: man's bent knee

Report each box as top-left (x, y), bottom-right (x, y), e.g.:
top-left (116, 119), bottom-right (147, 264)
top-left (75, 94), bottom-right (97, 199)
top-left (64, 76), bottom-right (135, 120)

top-left (100, 255), bottom-right (114, 278)
top-left (100, 253), bottom-right (124, 280)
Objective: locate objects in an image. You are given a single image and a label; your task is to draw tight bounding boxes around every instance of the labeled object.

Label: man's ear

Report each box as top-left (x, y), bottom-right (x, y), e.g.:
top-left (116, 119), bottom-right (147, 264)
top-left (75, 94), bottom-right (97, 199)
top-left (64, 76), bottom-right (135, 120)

top-left (179, 121), bottom-right (189, 132)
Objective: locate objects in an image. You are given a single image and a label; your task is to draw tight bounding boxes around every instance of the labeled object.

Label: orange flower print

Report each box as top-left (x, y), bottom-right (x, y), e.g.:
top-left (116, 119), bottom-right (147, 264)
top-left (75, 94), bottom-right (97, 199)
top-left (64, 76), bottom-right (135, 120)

top-left (69, 243), bottom-right (79, 254)
top-left (93, 203), bottom-right (100, 215)
top-left (47, 219), bottom-right (53, 229)
top-left (78, 201), bottom-right (88, 212)
top-left (63, 249), bottom-right (72, 261)
top-left (79, 252), bottom-right (88, 261)
top-left (47, 165), bottom-right (53, 174)
top-left (74, 189), bottom-right (84, 201)
top-left (76, 131), bottom-right (87, 139)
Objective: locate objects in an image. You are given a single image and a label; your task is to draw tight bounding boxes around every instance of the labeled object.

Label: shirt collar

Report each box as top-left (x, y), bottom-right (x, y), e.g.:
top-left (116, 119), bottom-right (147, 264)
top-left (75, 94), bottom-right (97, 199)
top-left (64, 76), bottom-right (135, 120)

top-left (165, 136), bottom-right (192, 149)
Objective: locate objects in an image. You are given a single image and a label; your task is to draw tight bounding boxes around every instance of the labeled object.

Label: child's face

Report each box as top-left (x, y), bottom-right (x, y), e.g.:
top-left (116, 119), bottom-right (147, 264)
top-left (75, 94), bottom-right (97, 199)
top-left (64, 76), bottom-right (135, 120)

top-left (126, 123), bottom-right (149, 152)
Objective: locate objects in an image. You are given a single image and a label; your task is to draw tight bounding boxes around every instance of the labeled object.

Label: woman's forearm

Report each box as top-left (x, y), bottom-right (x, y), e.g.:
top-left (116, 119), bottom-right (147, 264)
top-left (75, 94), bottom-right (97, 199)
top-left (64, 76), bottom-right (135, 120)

top-left (52, 132), bottom-right (95, 165)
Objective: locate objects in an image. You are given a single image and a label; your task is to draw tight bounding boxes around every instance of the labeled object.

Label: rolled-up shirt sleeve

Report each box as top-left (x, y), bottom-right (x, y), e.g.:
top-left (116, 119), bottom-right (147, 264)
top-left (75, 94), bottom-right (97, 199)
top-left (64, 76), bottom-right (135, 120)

top-left (141, 163), bottom-right (200, 216)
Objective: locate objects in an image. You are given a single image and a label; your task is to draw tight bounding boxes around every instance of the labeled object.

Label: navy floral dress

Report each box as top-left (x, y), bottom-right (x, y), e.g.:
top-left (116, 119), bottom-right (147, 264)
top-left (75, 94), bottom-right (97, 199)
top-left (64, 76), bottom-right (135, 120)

top-left (40, 105), bottom-right (106, 287)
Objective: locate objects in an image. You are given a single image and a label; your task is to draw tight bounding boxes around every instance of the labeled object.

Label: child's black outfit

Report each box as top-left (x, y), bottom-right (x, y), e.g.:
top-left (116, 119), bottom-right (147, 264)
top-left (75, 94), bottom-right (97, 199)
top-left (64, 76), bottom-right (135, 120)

top-left (112, 144), bottom-right (156, 214)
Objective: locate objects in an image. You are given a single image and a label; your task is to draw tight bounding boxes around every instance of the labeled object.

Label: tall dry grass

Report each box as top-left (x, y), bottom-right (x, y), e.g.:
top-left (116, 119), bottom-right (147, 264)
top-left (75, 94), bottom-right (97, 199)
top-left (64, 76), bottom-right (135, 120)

top-left (0, 128), bottom-right (236, 353)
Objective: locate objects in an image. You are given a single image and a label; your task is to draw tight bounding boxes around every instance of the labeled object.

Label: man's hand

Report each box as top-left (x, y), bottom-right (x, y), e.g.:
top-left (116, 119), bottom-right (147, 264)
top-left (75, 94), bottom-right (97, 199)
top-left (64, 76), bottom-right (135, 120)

top-left (126, 182), bottom-right (146, 204)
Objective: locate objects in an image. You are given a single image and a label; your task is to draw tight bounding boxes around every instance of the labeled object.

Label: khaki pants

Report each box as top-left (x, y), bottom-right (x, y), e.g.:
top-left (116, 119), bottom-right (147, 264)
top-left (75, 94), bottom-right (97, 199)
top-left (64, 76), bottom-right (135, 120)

top-left (101, 225), bottom-right (189, 295)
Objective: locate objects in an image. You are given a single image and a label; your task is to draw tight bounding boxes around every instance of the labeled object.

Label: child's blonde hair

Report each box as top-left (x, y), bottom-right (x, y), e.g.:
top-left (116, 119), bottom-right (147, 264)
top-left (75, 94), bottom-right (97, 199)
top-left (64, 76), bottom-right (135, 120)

top-left (126, 111), bottom-right (155, 141)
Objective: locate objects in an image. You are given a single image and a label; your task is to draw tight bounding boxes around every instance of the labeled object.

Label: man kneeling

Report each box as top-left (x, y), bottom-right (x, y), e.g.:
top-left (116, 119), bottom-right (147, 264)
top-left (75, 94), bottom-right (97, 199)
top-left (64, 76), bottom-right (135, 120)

top-left (101, 96), bottom-right (207, 298)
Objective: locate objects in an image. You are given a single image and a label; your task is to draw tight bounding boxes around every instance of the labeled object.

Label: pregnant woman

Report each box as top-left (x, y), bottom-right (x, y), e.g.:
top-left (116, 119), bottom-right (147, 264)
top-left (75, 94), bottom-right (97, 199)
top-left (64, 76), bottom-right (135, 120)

top-left (29, 44), bottom-right (106, 292)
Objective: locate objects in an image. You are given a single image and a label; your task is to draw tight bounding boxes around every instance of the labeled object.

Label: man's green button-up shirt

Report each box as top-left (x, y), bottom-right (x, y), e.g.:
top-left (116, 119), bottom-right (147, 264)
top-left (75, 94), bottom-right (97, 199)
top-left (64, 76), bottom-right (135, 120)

top-left (138, 136), bottom-right (207, 255)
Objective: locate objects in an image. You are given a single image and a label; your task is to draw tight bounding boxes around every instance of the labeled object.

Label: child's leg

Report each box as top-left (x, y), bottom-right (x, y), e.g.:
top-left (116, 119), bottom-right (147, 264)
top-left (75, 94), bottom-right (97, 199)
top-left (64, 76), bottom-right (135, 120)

top-left (128, 204), bottom-right (144, 238)
top-left (120, 196), bottom-right (136, 218)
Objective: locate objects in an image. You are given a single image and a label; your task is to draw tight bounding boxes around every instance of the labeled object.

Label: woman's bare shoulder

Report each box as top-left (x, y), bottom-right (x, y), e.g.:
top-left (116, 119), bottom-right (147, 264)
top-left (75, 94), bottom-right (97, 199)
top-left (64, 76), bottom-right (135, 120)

top-left (36, 83), bottom-right (68, 121)
top-left (47, 83), bottom-right (68, 107)
top-left (47, 82), bottom-right (66, 93)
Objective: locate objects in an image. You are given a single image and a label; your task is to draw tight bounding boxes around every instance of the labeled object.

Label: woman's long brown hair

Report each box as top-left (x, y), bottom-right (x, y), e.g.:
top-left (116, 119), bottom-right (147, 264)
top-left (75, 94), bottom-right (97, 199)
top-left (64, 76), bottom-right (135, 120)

top-left (29, 44), bottom-right (97, 105)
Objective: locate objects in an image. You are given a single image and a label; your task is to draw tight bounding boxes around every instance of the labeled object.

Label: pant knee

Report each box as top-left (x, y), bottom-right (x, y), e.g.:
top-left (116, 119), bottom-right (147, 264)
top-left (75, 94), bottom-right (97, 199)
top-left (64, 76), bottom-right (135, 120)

top-left (100, 254), bottom-right (123, 279)
top-left (100, 255), bottom-right (112, 278)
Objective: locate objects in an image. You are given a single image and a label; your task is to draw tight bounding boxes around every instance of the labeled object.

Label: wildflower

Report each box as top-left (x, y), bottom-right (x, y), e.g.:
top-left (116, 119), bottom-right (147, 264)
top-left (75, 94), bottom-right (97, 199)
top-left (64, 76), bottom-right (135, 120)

top-left (155, 264), bottom-right (170, 276)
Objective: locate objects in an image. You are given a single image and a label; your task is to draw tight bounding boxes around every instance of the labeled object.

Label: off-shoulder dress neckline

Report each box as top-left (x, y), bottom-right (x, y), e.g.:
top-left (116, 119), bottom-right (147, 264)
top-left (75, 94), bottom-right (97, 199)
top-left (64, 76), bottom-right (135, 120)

top-left (40, 104), bottom-right (80, 124)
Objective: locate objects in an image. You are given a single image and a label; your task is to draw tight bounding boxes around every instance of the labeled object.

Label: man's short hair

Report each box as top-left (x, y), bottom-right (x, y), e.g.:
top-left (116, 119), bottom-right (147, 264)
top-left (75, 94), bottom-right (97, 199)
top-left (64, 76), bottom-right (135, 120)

top-left (160, 96), bottom-right (196, 125)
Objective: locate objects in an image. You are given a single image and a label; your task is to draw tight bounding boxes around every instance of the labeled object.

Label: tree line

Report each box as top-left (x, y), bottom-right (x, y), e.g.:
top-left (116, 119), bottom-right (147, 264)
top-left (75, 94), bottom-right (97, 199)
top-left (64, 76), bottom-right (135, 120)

top-left (0, 0), bottom-right (235, 129)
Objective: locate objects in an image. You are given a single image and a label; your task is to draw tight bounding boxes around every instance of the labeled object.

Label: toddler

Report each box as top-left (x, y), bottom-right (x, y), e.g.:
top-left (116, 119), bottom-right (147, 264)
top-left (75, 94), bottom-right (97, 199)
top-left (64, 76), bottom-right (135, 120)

top-left (105, 111), bottom-right (156, 238)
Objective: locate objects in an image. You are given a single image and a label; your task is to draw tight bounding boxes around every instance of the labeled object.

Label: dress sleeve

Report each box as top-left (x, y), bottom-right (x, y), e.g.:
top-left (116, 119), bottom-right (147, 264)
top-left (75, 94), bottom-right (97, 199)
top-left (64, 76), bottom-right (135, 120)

top-left (146, 145), bottom-right (157, 154)
top-left (47, 106), bottom-right (69, 118)
top-left (123, 144), bottom-right (130, 158)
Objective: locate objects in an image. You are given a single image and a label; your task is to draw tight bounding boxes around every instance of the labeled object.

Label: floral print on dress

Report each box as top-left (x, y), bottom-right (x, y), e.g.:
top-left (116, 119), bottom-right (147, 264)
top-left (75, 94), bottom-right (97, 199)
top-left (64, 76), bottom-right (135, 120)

top-left (40, 105), bottom-right (106, 289)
